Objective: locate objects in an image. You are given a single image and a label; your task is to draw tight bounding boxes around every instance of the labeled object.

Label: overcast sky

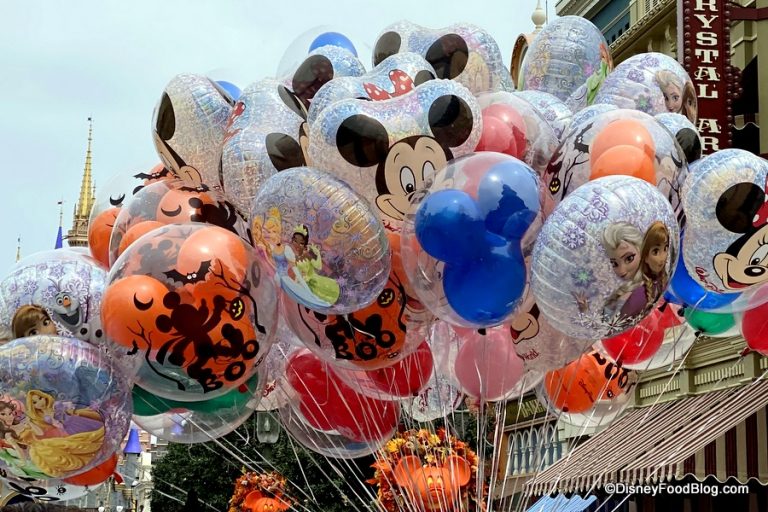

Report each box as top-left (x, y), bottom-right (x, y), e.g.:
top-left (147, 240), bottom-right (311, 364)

top-left (0, 0), bottom-right (556, 272)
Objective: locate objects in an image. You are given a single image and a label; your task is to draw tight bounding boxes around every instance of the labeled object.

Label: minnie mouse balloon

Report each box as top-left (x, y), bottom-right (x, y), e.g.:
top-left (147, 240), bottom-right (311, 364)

top-left (250, 167), bottom-right (390, 314)
top-left (0, 336), bottom-right (132, 480)
top-left (520, 16), bottom-right (613, 103)
top-left (682, 149), bottom-right (768, 300)
top-left (102, 224), bottom-right (277, 401)
top-left (372, 20), bottom-right (513, 94)
top-left (152, 74), bottom-right (235, 189)
top-left (308, 79), bottom-right (482, 232)
top-left (532, 175), bottom-right (680, 339)
top-left (307, 52), bottom-right (436, 125)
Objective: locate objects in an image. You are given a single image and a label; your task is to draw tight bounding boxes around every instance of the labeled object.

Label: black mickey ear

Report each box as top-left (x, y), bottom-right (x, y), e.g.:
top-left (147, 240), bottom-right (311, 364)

top-left (208, 79), bottom-right (235, 106)
top-left (156, 92), bottom-right (175, 141)
top-left (292, 55), bottom-right (334, 108)
top-left (265, 133), bottom-right (306, 171)
top-left (716, 182), bottom-right (765, 234)
top-left (428, 94), bottom-right (473, 148)
top-left (425, 34), bottom-right (469, 80)
top-left (277, 85), bottom-right (307, 120)
top-left (676, 128), bottom-right (702, 163)
top-left (336, 114), bottom-right (390, 168)
top-left (373, 31), bottom-right (401, 67)
top-left (414, 70), bottom-right (436, 86)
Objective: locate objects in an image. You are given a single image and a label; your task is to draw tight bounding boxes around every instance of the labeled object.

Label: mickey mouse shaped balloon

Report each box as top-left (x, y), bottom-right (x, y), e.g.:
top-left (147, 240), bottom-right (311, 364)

top-left (243, 490), bottom-right (291, 512)
top-left (152, 74), bottom-right (235, 189)
top-left (682, 149), bottom-right (768, 298)
top-left (372, 20), bottom-right (513, 94)
top-left (308, 79), bottom-right (481, 232)
top-left (307, 52), bottom-right (436, 125)
top-left (393, 455), bottom-right (471, 512)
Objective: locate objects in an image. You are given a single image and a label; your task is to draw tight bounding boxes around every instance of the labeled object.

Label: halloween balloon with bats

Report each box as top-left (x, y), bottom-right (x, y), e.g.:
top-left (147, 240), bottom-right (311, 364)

top-left (101, 223), bottom-right (277, 401)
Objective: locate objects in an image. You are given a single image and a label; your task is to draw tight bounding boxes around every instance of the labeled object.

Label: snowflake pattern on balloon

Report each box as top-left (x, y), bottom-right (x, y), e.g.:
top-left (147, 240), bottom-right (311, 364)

top-left (640, 54), bottom-right (660, 67)
top-left (627, 69), bottom-right (645, 83)
top-left (562, 226), bottom-right (586, 250)
top-left (571, 268), bottom-right (596, 288)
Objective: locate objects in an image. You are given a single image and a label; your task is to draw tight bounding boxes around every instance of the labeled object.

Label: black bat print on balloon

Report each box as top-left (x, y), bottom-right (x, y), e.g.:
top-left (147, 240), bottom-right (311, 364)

top-left (163, 260), bottom-right (212, 286)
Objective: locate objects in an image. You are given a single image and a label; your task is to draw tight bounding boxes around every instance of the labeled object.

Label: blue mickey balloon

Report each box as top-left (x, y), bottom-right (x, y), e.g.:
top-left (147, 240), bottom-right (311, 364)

top-left (216, 80), bottom-right (242, 101)
top-left (415, 189), bottom-right (486, 264)
top-left (666, 232), bottom-right (740, 310)
top-left (309, 32), bottom-right (358, 57)
top-left (404, 153), bottom-right (541, 327)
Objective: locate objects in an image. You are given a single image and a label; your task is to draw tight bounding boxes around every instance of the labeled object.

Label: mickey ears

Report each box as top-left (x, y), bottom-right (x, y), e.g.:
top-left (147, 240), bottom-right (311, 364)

top-left (393, 455), bottom-right (423, 488)
top-left (716, 182), bottom-right (766, 234)
top-left (155, 93), bottom-right (175, 141)
top-left (444, 455), bottom-right (471, 487)
top-left (675, 128), bottom-right (701, 163)
top-left (425, 34), bottom-right (469, 80)
top-left (243, 490), bottom-right (264, 510)
top-left (292, 54), bottom-right (335, 108)
top-left (373, 31), bottom-right (401, 67)
top-left (429, 94), bottom-right (473, 148)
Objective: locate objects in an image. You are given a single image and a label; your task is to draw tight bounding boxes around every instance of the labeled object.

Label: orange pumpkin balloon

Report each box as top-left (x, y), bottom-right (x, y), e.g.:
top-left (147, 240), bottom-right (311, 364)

top-left (544, 353), bottom-right (606, 413)
top-left (243, 490), bottom-right (290, 512)
top-left (117, 220), bottom-right (166, 259)
top-left (590, 119), bottom-right (655, 162)
top-left (101, 274), bottom-right (172, 350)
top-left (88, 207), bottom-right (120, 268)
top-left (393, 454), bottom-right (471, 512)
top-left (590, 145), bottom-right (656, 184)
top-left (63, 453), bottom-right (118, 486)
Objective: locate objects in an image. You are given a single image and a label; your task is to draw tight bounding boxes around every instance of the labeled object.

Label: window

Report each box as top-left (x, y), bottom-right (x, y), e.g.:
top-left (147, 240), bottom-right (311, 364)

top-left (505, 423), bottom-right (567, 477)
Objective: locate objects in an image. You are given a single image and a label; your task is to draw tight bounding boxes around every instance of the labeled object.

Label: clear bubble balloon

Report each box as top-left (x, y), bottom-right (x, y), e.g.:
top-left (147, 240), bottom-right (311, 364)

top-left (515, 90), bottom-right (573, 140)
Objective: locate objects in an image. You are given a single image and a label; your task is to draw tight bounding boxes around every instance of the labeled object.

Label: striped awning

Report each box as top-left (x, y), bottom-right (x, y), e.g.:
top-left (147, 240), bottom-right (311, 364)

top-left (526, 493), bottom-right (597, 511)
top-left (528, 378), bottom-right (768, 495)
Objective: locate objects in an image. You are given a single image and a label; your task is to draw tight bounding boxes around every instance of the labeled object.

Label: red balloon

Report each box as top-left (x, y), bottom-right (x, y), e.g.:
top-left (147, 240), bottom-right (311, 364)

top-left (602, 309), bottom-right (664, 364)
top-left (334, 393), bottom-right (400, 443)
top-left (741, 287), bottom-right (768, 354)
top-left (63, 453), bottom-right (117, 486)
top-left (477, 103), bottom-right (527, 159)
top-left (367, 341), bottom-right (433, 397)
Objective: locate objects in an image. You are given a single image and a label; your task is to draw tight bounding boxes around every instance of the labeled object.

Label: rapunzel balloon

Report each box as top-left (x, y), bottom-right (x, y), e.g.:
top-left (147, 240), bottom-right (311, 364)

top-left (0, 336), bottom-right (131, 480)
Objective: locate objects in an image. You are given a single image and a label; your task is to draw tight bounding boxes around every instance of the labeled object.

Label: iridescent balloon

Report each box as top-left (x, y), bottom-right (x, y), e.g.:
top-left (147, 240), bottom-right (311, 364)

top-left (532, 176), bottom-right (680, 339)
top-left (372, 20), bottom-right (513, 94)
top-left (594, 53), bottom-right (698, 123)
top-left (0, 336), bottom-right (132, 480)
top-left (0, 250), bottom-right (107, 348)
top-left (0, 474), bottom-right (103, 503)
top-left (308, 79), bottom-right (481, 231)
top-left (220, 78), bottom-right (307, 217)
top-left (515, 90), bottom-right (573, 140)
top-left (682, 149), bottom-right (768, 302)
top-left (250, 167), bottom-right (390, 314)
top-left (543, 109), bottom-right (688, 225)
top-left (655, 112), bottom-right (702, 164)
top-left (307, 52), bottom-right (436, 125)
top-left (152, 73), bottom-right (235, 189)
top-left (520, 16), bottom-right (613, 103)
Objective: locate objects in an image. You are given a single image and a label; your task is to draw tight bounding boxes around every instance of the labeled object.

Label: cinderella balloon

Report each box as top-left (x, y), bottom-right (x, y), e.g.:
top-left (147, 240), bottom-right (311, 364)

top-left (682, 149), bottom-right (768, 298)
top-left (152, 74), bottom-right (235, 189)
top-left (594, 53), bottom-right (697, 123)
top-left (0, 336), bottom-right (132, 480)
top-left (520, 16), bottom-right (613, 103)
top-left (372, 20), bottom-right (513, 94)
top-left (532, 175), bottom-right (680, 339)
top-left (250, 167), bottom-right (390, 314)
top-left (220, 78), bottom-right (308, 217)
top-left (307, 52), bottom-right (436, 125)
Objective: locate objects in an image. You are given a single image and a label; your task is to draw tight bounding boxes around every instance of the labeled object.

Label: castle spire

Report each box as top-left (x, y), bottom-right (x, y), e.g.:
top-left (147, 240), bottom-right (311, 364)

top-left (532, 0), bottom-right (547, 33)
top-left (67, 118), bottom-right (95, 247)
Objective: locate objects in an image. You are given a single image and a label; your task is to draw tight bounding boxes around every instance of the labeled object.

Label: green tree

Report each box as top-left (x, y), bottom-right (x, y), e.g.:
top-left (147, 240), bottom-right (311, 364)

top-left (150, 414), bottom-right (376, 512)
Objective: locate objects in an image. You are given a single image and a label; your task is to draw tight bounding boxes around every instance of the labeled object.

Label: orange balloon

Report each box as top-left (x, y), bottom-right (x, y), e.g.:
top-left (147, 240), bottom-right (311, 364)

top-left (88, 208), bottom-right (120, 268)
top-left (117, 220), bottom-right (166, 258)
top-left (174, 226), bottom-right (250, 295)
top-left (590, 119), bottom-right (655, 163)
top-left (63, 453), bottom-right (117, 486)
top-left (544, 353), bottom-right (607, 413)
top-left (101, 275), bottom-right (171, 350)
top-left (590, 145), bottom-right (656, 184)
top-left (244, 491), bottom-right (289, 512)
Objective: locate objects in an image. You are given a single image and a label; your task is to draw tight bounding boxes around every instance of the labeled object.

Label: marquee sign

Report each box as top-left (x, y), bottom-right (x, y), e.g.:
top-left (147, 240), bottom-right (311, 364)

top-left (678, 0), bottom-right (736, 154)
